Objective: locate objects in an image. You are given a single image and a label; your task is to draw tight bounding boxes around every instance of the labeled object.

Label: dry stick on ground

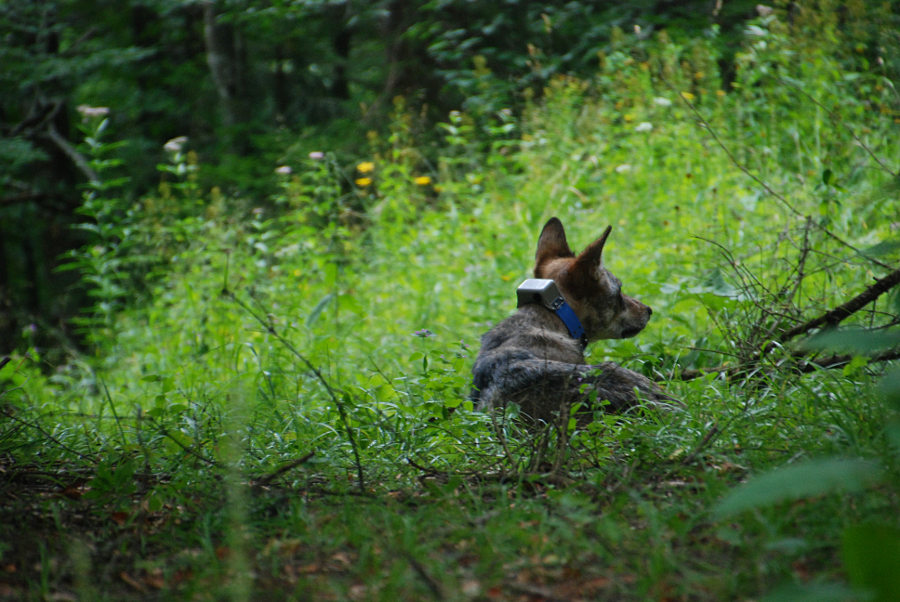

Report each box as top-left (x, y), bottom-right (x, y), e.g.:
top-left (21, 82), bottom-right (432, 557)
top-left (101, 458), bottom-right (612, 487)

top-left (796, 348), bottom-right (900, 373)
top-left (222, 287), bottom-right (367, 493)
top-left (758, 215), bottom-right (814, 345)
top-left (404, 552), bottom-right (446, 601)
top-left (406, 457), bottom-right (442, 477)
top-left (680, 422), bottom-right (721, 466)
top-left (489, 410), bottom-right (516, 477)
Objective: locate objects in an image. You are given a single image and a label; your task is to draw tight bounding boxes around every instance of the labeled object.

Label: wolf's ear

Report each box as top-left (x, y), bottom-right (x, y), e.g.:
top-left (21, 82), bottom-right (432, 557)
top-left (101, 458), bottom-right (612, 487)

top-left (574, 225), bottom-right (612, 271)
top-left (535, 217), bottom-right (574, 266)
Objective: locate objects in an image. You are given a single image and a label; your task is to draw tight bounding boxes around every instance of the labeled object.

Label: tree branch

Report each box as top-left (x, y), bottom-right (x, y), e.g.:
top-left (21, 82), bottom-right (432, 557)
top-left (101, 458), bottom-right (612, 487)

top-left (677, 347), bottom-right (900, 381)
top-left (676, 268), bottom-right (900, 381)
top-left (773, 266), bottom-right (900, 347)
top-left (45, 122), bottom-right (99, 184)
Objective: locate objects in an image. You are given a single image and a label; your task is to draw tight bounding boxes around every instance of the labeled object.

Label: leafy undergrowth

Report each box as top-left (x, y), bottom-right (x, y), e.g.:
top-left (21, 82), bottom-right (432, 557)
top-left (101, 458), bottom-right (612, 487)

top-left (3, 6), bottom-right (900, 601)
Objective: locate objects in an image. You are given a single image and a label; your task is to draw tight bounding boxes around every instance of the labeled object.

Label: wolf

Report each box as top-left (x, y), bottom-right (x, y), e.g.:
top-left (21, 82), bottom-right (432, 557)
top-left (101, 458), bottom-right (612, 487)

top-left (471, 217), bottom-right (670, 423)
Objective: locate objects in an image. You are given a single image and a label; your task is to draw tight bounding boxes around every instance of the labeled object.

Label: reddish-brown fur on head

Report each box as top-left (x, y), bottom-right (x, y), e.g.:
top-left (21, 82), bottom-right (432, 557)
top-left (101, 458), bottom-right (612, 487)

top-left (534, 217), bottom-right (652, 341)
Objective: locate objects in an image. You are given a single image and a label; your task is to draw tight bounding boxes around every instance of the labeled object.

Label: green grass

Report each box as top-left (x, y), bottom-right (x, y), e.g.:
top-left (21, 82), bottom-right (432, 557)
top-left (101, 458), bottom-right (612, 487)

top-left (3, 10), bottom-right (900, 600)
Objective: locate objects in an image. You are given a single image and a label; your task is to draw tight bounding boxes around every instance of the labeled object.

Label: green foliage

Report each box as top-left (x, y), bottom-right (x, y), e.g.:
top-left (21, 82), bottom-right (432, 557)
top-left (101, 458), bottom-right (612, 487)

top-left (2, 2), bottom-right (900, 599)
top-left (842, 523), bottom-right (900, 602)
top-left (714, 457), bottom-right (883, 518)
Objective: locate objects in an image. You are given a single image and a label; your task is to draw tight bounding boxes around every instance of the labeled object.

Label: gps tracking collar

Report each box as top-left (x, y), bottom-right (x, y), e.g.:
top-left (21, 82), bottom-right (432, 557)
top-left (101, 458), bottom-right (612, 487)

top-left (516, 278), bottom-right (587, 348)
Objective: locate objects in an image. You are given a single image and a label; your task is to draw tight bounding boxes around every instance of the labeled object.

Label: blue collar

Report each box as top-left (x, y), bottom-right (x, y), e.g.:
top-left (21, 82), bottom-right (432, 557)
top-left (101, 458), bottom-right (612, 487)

top-left (515, 279), bottom-right (587, 348)
top-left (547, 297), bottom-right (587, 348)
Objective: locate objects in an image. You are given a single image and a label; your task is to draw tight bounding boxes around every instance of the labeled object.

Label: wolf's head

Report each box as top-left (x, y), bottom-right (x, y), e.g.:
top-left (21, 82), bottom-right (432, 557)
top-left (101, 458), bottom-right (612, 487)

top-left (533, 217), bottom-right (652, 342)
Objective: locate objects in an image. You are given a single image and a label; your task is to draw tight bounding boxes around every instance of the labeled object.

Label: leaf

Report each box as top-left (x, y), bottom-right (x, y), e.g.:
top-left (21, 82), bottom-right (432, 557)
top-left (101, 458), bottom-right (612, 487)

top-left (337, 293), bottom-right (363, 315)
top-left (762, 581), bottom-right (861, 602)
top-left (842, 355), bottom-right (869, 377)
top-left (800, 327), bottom-right (900, 356)
top-left (842, 523), bottom-right (900, 602)
top-left (862, 238), bottom-right (900, 259)
top-left (714, 457), bottom-right (882, 518)
top-left (306, 293), bottom-right (335, 327)
top-left (877, 367), bottom-right (900, 410)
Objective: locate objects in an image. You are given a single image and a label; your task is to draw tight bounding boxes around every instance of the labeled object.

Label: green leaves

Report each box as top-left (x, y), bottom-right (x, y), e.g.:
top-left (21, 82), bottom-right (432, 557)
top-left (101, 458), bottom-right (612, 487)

top-left (714, 457), bottom-right (883, 519)
top-left (306, 293), bottom-right (335, 328)
top-left (842, 523), bottom-right (900, 602)
top-left (800, 327), bottom-right (900, 356)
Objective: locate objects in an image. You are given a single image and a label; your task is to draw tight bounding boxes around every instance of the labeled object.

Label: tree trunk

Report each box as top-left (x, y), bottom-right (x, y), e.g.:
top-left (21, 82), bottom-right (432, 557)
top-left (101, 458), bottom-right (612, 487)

top-left (202, 1), bottom-right (249, 153)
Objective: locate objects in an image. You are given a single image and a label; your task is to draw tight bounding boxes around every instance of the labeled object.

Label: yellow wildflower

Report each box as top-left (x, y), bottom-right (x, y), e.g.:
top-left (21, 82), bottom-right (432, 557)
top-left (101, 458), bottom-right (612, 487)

top-left (413, 176), bottom-right (432, 186)
top-left (357, 161), bottom-right (375, 174)
top-left (680, 91), bottom-right (695, 101)
top-left (355, 177), bottom-right (372, 187)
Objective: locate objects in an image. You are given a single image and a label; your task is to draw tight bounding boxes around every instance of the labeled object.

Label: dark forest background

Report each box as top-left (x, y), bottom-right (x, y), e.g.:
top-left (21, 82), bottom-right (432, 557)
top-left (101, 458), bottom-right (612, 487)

top-left (0, 0), bottom-right (799, 355)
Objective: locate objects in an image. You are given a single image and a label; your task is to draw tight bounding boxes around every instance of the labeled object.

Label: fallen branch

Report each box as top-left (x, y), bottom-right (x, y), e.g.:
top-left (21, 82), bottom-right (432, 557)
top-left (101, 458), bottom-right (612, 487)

top-left (772, 266), bottom-right (900, 347)
top-left (796, 348), bottom-right (900, 373)
top-left (405, 552), bottom-right (445, 600)
top-left (677, 344), bottom-right (900, 381)
top-left (152, 422), bottom-right (222, 469)
top-left (675, 259), bottom-right (900, 382)
top-left (680, 422), bottom-right (721, 465)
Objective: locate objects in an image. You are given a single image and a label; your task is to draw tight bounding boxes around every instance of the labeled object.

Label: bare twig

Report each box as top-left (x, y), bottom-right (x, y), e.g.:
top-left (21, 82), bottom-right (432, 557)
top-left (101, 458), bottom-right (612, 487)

top-left (45, 122), bottom-right (99, 185)
top-left (489, 410), bottom-right (515, 477)
top-left (406, 457), bottom-right (441, 477)
top-left (780, 216), bottom-right (813, 314)
top-left (405, 552), bottom-right (445, 600)
top-left (254, 451), bottom-right (315, 486)
top-left (677, 344), bottom-right (900, 381)
top-left (552, 401), bottom-right (570, 476)
top-left (97, 375), bottom-right (128, 448)
top-left (681, 422), bottom-right (721, 465)
top-left (155, 424), bottom-right (222, 468)
top-left (796, 348), bottom-right (900, 373)
top-left (1, 407), bottom-right (91, 460)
